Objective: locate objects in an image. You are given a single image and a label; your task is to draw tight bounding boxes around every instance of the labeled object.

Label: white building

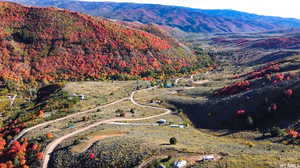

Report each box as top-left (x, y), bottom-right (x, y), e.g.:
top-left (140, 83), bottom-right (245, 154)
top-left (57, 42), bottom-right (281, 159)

top-left (174, 160), bottom-right (187, 168)
top-left (170, 124), bottom-right (185, 128)
top-left (202, 155), bottom-right (215, 161)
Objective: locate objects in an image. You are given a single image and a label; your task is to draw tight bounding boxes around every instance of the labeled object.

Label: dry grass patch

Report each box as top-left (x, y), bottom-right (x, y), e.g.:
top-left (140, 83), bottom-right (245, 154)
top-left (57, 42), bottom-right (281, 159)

top-left (71, 130), bottom-right (128, 153)
top-left (63, 81), bottom-right (137, 110)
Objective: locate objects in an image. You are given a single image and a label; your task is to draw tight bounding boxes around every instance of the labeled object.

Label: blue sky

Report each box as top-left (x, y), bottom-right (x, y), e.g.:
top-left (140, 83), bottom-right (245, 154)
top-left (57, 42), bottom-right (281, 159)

top-left (80, 0), bottom-right (300, 19)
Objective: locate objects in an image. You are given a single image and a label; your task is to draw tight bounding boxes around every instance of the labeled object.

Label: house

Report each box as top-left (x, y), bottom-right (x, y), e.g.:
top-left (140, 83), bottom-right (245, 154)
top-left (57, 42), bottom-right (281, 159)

top-left (157, 119), bottom-right (167, 125)
top-left (174, 160), bottom-right (187, 168)
top-left (170, 124), bottom-right (185, 128)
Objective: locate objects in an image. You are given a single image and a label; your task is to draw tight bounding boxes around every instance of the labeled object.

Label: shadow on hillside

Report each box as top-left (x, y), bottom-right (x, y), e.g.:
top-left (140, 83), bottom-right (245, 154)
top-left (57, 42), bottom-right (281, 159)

top-left (247, 51), bottom-right (299, 66)
top-left (217, 130), bottom-right (240, 137)
top-left (167, 77), bottom-right (300, 131)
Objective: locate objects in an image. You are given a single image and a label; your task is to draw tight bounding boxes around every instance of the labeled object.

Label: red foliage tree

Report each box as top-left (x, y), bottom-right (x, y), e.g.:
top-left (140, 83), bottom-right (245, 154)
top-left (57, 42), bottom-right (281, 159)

top-left (288, 130), bottom-right (299, 138)
top-left (216, 80), bottom-right (251, 96)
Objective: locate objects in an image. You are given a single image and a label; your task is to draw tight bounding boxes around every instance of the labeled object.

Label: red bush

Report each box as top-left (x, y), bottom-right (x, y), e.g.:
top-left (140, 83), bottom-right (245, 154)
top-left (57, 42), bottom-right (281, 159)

top-left (246, 63), bottom-right (280, 80)
top-left (236, 109), bottom-right (246, 116)
top-left (284, 89), bottom-right (294, 97)
top-left (274, 73), bottom-right (284, 81)
top-left (89, 153), bottom-right (95, 159)
top-left (270, 103), bottom-right (278, 111)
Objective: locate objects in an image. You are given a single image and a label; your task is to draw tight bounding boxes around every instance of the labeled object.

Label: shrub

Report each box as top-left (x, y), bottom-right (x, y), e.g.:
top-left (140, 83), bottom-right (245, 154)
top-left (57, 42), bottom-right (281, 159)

top-left (169, 137), bottom-right (177, 145)
top-left (130, 109), bottom-right (135, 114)
top-left (270, 127), bottom-right (283, 137)
top-left (115, 109), bottom-right (124, 114)
top-left (0, 88), bottom-right (9, 95)
top-left (82, 116), bottom-right (89, 121)
top-left (73, 139), bottom-right (81, 145)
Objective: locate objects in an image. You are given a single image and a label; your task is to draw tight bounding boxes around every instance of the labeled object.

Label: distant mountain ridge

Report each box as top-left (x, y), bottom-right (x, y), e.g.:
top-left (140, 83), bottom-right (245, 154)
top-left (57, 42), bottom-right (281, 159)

top-left (3, 0), bottom-right (300, 33)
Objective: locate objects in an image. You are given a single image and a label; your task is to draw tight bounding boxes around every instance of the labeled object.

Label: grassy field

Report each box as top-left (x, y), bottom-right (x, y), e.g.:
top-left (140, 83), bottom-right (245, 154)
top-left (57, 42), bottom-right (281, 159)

top-left (70, 130), bottom-right (128, 153)
top-left (63, 80), bottom-right (139, 111)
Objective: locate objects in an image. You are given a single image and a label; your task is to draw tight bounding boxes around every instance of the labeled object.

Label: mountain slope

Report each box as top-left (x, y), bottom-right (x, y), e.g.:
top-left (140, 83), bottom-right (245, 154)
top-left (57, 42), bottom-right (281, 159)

top-left (0, 2), bottom-right (197, 84)
top-left (3, 0), bottom-right (300, 33)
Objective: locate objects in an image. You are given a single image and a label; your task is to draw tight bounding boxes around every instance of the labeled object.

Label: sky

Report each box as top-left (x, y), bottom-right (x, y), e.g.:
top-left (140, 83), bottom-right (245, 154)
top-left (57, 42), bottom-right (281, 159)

top-left (80, 0), bottom-right (300, 19)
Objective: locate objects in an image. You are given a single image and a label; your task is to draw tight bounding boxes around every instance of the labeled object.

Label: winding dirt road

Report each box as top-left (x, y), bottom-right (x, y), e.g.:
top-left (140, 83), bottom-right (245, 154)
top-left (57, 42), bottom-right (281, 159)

top-left (9, 97), bottom-right (129, 147)
top-left (42, 86), bottom-right (172, 168)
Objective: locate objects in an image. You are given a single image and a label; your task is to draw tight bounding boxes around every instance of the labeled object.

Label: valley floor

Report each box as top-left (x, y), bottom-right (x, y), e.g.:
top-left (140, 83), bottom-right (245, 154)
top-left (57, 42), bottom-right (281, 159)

top-left (17, 67), bottom-right (300, 168)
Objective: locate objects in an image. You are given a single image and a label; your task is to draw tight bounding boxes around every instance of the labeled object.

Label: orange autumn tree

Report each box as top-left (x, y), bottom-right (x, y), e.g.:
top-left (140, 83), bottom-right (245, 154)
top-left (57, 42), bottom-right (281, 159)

top-left (0, 136), bottom-right (6, 154)
top-left (47, 133), bottom-right (54, 139)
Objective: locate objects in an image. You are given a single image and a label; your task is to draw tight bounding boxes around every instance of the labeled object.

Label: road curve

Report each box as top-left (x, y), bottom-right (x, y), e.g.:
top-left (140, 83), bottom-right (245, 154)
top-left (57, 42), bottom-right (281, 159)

top-left (42, 87), bottom-right (172, 168)
top-left (9, 97), bottom-right (129, 147)
top-left (174, 77), bottom-right (184, 85)
top-left (174, 74), bottom-right (195, 86)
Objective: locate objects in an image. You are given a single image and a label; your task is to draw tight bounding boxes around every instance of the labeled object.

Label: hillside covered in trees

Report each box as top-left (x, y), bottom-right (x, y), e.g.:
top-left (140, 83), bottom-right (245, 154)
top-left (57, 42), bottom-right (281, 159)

top-left (0, 2), bottom-right (202, 87)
